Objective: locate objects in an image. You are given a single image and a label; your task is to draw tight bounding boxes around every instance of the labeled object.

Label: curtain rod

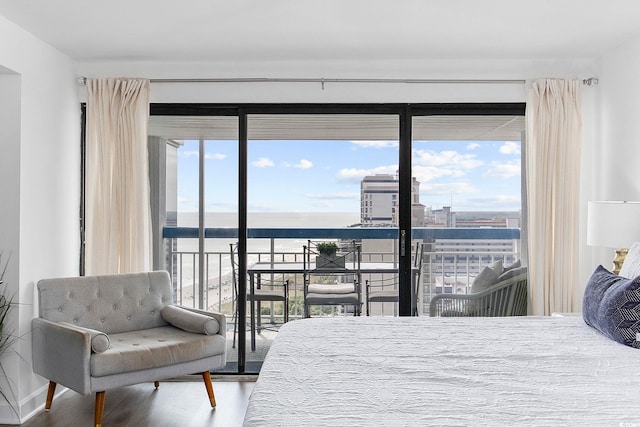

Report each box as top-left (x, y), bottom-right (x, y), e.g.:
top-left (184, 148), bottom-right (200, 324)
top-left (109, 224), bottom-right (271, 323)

top-left (77, 76), bottom-right (599, 88)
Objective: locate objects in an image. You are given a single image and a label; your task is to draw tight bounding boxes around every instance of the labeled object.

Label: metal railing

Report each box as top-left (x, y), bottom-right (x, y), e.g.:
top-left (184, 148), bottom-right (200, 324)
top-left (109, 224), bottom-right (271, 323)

top-left (163, 226), bottom-right (521, 318)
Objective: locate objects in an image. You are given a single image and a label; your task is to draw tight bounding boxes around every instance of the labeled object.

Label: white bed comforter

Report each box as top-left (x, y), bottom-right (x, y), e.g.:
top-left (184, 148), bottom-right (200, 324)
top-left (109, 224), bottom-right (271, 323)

top-left (243, 316), bottom-right (640, 426)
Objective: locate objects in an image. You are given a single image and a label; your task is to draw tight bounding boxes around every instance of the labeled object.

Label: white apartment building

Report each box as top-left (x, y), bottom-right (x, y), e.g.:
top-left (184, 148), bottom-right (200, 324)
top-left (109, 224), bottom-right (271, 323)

top-left (360, 174), bottom-right (425, 226)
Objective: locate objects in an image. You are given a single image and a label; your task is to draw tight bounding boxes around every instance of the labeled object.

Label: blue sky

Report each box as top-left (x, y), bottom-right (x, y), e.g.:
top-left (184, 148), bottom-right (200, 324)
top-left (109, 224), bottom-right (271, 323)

top-left (176, 139), bottom-right (521, 214)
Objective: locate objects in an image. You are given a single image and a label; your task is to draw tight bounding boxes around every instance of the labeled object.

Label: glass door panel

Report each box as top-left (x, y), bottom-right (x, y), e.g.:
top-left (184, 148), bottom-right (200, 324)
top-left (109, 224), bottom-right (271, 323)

top-left (411, 115), bottom-right (525, 315)
top-left (149, 115), bottom-right (240, 372)
top-left (245, 114), bottom-right (400, 370)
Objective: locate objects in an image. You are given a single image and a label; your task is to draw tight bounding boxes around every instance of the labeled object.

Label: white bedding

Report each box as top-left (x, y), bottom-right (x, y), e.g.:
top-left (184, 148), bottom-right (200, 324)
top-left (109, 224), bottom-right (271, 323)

top-left (243, 316), bottom-right (640, 426)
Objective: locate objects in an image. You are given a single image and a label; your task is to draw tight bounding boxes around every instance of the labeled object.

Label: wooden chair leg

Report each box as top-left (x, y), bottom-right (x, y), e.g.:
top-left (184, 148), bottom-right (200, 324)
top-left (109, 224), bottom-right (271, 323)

top-left (154, 381), bottom-right (160, 389)
top-left (45, 381), bottom-right (56, 411)
top-left (201, 371), bottom-right (216, 407)
top-left (94, 391), bottom-right (106, 427)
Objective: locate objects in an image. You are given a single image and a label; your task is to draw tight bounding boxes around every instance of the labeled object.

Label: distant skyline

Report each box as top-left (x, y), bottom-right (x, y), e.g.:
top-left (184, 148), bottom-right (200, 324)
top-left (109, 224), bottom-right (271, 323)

top-left (176, 138), bottom-right (522, 215)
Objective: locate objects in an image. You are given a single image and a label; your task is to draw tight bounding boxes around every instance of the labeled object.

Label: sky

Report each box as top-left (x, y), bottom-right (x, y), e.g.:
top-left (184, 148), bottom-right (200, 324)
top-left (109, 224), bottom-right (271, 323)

top-left (175, 138), bottom-right (522, 215)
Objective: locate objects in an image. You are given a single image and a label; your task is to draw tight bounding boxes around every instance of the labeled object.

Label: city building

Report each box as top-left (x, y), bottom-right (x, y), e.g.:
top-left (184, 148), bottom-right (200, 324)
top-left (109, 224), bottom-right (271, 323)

top-left (360, 174), bottom-right (425, 226)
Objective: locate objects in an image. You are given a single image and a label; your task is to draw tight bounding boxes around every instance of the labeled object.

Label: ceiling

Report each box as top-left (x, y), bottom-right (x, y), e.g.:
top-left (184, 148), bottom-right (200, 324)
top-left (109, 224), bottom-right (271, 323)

top-left (149, 115), bottom-right (525, 141)
top-left (0, 0), bottom-right (639, 62)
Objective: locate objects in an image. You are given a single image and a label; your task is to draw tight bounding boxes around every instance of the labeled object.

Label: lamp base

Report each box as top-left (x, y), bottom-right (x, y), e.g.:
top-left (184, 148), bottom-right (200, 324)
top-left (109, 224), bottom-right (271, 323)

top-left (612, 248), bottom-right (629, 275)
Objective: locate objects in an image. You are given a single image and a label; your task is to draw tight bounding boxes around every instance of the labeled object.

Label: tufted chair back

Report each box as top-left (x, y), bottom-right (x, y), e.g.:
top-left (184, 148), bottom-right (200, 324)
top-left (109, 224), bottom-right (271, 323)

top-left (37, 271), bottom-right (174, 334)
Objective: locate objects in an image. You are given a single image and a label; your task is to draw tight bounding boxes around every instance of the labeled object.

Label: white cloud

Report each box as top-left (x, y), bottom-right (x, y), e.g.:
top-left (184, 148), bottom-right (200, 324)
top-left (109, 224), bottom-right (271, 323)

top-left (294, 159), bottom-right (313, 169)
top-left (413, 165), bottom-right (464, 183)
top-left (485, 159), bottom-right (521, 178)
top-left (410, 149), bottom-right (483, 184)
top-left (467, 143), bottom-right (480, 150)
top-left (420, 182), bottom-right (478, 195)
top-left (500, 141), bottom-right (521, 155)
top-left (252, 157), bottom-right (274, 168)
top-left (351, 141), bottom-right (399, 148)
top-left (336, 165), bottom-right (398, 183)
top-left (413, 150), bottom-right (483, 169)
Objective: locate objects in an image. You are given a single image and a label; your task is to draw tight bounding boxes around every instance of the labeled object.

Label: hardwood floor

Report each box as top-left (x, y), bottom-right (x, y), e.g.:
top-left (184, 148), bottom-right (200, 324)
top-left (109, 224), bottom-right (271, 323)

top-left (13, 377), bottom-right (255, 427)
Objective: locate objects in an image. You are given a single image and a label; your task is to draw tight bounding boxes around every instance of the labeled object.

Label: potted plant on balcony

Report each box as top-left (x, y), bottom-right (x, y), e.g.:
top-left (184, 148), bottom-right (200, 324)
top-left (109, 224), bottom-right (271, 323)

top-left (315, 242), bottom-right (344, 269)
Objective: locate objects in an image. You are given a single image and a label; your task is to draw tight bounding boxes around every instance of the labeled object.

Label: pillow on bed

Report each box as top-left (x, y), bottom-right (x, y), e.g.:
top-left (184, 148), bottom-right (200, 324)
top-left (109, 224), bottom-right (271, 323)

top-left (583, 265), bottom-right (640, 348)
top-left (619, 242), bottom-right (640, 279)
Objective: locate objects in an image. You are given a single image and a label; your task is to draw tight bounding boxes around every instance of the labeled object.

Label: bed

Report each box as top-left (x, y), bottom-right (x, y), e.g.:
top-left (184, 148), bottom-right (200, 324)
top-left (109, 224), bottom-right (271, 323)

top-left (243, 315), bottom-right (640, 426)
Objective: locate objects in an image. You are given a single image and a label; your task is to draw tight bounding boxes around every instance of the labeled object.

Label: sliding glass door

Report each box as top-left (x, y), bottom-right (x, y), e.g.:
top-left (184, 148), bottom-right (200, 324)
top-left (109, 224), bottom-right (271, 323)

top-left (140, 103), bottom-right (525, 374)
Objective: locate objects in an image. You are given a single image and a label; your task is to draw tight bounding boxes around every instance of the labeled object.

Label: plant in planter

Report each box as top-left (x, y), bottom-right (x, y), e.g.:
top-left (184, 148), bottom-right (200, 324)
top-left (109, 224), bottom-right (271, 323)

top-left (317, 242), bottom-right (338, 256)
top-left (315, 242), bottom-right (344, 269)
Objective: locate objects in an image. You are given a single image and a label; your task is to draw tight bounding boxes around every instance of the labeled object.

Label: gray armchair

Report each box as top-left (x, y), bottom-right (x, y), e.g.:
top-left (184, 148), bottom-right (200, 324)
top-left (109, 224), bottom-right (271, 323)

top-left (429, 268), bottom-right (528, 317)
top-left (31, 271), bottom-right (226, 427)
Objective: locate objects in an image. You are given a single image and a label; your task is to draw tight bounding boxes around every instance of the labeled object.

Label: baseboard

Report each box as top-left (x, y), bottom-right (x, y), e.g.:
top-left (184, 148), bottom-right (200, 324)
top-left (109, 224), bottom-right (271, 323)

top-left (0, 382), bottom-right (68, 425)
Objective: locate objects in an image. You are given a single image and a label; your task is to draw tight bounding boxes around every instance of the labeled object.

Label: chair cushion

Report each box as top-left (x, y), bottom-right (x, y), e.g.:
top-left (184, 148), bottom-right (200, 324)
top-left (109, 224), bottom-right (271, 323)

top-left (471, 260), bottom-right (503, 294)
top-left (161, 305), bottom-right (219, 335)
top-left (496, 266), bottom-right (528, 282)
top-left (305, 293), bottom-right (359, 305)
top-left (583, 265), bottom-right (640, 348)
top-left (91, 326), bottom-right (225, 377)
top-left (503, 259), bottom-right (521, 272)
top-left (308, 283), bottom-right (355, 294)
top-left (367, 290), bottom-right (399, 303)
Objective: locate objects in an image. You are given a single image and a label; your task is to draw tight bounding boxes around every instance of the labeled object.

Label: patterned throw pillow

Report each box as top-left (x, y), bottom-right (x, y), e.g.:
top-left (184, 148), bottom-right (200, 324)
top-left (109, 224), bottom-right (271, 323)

top-left (583, 265), bottom-right (640, 348)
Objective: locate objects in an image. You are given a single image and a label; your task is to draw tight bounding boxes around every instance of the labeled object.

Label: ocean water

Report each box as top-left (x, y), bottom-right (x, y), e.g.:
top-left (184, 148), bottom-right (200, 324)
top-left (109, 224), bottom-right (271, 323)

top-left (175, 211), bottom-right (360, 252)
top-left (170, 212), bottom-right (361, 295)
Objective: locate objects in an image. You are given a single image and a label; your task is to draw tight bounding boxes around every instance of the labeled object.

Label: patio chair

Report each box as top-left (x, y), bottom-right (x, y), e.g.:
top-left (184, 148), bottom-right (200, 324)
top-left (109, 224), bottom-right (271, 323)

top-left (303, 240), bottom-right (361, 317)
top-left (429, 266), bottom-right (528, 317)
top-left (230, 243), bottom-right (288, 350)
top-left (365, 241), bottom-right (425, 316)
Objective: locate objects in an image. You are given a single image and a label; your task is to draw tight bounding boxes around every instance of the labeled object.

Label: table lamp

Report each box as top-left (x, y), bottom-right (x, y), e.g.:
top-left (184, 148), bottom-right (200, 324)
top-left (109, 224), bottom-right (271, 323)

top-left (587, 201), bottom-right (640, 274)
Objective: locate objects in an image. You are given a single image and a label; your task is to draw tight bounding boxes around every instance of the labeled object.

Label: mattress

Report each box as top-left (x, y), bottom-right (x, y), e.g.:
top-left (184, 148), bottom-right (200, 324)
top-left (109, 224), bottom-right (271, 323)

top-left (243, 316), bottom-right (640, 426)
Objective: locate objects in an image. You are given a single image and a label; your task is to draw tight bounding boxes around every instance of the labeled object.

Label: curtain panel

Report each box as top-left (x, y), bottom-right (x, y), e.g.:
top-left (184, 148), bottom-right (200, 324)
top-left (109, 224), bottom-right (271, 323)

top-left (526, 78), bottom-right (582, 315)
top-left (85, 78), bottom-right (152, 275)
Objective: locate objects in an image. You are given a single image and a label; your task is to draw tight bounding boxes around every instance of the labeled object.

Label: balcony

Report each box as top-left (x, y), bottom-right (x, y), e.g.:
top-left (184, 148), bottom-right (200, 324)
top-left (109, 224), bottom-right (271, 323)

top-left (162, 226), bottom-right (520, 370)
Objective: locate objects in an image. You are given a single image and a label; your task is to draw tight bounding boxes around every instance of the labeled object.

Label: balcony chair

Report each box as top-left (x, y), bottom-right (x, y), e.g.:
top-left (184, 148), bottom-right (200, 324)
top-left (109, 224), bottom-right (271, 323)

top-left (303, 240), bottom-right (362, 317)
top-left (365, 242), bottom-right (425, 316)
top-left (32, 271), bottom-right (226, 427)
top-left (429, 265), bottom-right (528, 317)
top-left (230, 243), bottom-right (289, 350)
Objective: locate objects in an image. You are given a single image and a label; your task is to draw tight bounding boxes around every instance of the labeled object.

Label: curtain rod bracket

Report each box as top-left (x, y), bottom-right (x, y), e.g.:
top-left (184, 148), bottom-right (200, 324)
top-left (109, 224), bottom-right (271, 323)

top-left (583, 77), bottom-right (599, 87)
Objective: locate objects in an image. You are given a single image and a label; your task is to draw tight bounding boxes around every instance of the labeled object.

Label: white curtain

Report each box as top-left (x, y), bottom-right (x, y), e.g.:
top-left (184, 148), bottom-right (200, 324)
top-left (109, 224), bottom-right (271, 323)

top-left (526, 78), bottom-right (582, 315)
top-left (85, 78), bottom-right (151, 275)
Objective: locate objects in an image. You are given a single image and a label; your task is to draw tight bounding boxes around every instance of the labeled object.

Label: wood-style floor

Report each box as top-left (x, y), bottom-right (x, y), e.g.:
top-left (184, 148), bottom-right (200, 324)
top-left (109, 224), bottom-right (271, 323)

top-left (11, 377), bottom-right (255, 427)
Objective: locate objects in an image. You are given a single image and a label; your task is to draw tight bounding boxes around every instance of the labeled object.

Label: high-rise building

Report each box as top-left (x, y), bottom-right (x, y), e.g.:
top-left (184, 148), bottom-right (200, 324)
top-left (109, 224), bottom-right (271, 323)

top-left (360, 173), bottom-right (425, 226)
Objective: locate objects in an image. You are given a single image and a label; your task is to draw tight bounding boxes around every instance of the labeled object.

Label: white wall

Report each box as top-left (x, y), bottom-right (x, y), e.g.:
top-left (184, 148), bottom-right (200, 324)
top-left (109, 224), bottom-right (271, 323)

top-left (76, 57), bottom-right (597, 103)
top-left (0, 15), bottom-right (79, 423)
top-left (584, 34), bottom-right (640, 284)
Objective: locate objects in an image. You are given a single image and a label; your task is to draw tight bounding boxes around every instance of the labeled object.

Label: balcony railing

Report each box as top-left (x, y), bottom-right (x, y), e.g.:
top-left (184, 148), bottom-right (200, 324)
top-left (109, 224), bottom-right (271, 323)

top-left (162, 226), bottom-right (521, 318)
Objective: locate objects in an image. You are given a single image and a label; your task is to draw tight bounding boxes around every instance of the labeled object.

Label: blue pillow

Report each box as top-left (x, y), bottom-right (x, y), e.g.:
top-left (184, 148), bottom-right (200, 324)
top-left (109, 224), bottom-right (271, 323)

top-left (583, 265), bottom-right (640, 348)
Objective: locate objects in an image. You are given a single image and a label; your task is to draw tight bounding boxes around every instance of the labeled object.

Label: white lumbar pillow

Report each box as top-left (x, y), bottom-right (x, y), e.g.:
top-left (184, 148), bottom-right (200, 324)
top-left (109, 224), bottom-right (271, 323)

top-left (619, 242), bottom-right (640, 279)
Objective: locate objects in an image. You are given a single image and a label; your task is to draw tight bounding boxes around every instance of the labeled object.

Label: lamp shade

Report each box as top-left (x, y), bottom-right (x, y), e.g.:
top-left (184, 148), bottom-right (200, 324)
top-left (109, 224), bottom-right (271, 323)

top-left (587, 201), bottom-right (640, 248)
